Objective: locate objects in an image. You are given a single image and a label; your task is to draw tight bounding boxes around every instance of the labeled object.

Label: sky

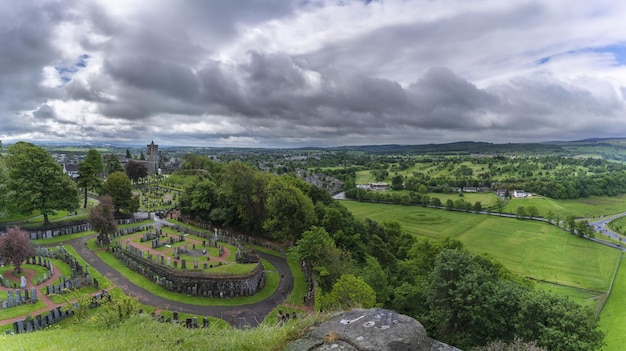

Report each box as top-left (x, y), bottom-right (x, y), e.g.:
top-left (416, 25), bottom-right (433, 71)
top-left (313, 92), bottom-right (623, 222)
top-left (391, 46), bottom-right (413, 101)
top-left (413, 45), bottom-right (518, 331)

top-left (2, 0), bottom-right (626, 148)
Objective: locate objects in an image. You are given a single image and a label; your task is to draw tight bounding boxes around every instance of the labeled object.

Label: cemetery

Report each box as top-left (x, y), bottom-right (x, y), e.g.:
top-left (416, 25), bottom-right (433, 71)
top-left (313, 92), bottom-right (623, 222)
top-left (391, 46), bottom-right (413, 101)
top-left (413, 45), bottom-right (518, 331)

top-left (109, 226), bottom-right (267, 297)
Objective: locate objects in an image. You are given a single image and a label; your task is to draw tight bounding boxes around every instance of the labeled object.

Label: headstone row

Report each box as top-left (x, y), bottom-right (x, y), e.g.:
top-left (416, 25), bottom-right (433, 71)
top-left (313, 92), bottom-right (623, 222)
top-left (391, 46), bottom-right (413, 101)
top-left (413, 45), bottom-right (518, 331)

top-left (7, 290), bottom-right (110, 335)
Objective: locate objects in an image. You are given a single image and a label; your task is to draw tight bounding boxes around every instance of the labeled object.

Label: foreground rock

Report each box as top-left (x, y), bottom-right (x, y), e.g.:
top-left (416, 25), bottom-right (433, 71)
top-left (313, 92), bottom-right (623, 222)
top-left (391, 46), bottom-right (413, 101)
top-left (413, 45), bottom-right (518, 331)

top-left (285, 308), bottom-right (461, 351)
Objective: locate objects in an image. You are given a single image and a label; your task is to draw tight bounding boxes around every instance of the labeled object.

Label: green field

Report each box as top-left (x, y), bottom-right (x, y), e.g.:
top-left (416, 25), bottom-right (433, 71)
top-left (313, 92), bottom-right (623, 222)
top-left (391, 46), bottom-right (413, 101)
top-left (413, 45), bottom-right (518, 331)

top-left (342, 201), bottom-right (621, 295)
top-left (503, 195), bottom-right (626, 218)
top-left (599, 254), bottom-right (626, 351)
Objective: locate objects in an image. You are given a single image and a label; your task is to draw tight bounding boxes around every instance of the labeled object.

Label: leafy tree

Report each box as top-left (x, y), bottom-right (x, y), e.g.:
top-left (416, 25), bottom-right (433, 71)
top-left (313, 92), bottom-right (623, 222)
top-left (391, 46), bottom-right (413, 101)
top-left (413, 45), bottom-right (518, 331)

top-left (139, 151), bottom-right (145, 160)
top-left (292, 226), bottom-right (352, 291)
top-left (517, 289), bottom-right (604, 351)
top-left (495, 197), bottom-right (505, 214)
top-left (418, 184), bottom-right (428, 194)
top-left (473, 201), bottom-right (482, 212)
top-left (219, 161), bottom-right (269, 234)
top-left (430, 197), bottom-right (441, 207)
top-left (106, 154), bottom-right (125, 176)
top-left (89, 195), bottom-right (117, 245)
top-left (565, 215), bottom-right (577, 234)
top-left (526, 206), bottom-right (539, 218)
top-left (0, 226), bottom-right (34, 274)
top-left (545, 209), bottom-right (554, 224)
top-left (391, 281), bottom-right (427, 317)
top-left (0, 155), bottom-right (9, 218)
top-left (101, 172), bottom-right (139, 215)
top-left (445, 199), bottom-right (454, 210)
top-left (424, 248), bottom-right (604, 350)
top-left (5, 142), bottom-right (79, 225)
top-left (474, 338), bottom-right (546, 351)
top-left (125, 149), bottom-right (131, 159)
top-left (358, 255), bottom-right (390, 305)
top-left (425, 249), bottom-right (520, 348)
top-left (576, 220), bottom-right (593, 238)
top-left (516, 206), bottom-right (527, 219)
top-left (263, 176), bottom-right (316, 241)
top-left (391, 175), bottom-right (404, 190)
top-left (180, 178), bottom-right (218, 222)
top-left (77, 149), bottom-right (104, 208)
top-left (125, 160), bottom-right (147, 183)
top-left (319, 274), bottom-right (376, 311)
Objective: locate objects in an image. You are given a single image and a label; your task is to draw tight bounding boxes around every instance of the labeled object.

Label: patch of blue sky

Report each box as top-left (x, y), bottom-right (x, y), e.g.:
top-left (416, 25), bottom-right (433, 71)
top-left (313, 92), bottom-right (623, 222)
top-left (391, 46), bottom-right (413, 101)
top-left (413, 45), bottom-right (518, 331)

top-left (53, 54), bottom-right (90, 87)
top-left (536, 43), bottom-right (626, 66)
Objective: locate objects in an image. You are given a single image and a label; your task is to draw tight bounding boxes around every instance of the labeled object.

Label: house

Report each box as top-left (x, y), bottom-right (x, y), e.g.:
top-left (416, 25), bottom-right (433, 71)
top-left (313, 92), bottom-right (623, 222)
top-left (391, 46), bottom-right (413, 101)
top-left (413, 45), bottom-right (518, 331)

top-left (513, 190), bottom-right (528, 198)
top-left (63, 163), bottom-right (79, 179)
top-left (369, 182), bottom-right (389, 191)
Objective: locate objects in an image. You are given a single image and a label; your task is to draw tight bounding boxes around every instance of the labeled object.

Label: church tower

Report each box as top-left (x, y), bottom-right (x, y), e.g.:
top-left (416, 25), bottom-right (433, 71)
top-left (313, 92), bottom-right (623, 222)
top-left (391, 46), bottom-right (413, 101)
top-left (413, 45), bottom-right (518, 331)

top-left (146, 140), bottom-right (159, 175)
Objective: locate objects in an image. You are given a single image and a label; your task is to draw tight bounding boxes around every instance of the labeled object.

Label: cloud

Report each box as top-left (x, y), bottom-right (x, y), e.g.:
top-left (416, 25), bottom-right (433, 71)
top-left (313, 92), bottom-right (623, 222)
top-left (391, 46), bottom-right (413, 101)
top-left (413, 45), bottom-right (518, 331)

top-left (2, 0), bottom-right (626, 147)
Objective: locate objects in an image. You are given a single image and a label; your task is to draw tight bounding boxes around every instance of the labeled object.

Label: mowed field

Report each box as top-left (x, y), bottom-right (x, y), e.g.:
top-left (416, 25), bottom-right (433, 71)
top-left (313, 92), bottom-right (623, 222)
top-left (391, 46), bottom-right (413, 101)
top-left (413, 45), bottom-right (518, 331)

top-left (504, 195), bottom-right (626, 219)
top-left (342, 201), bottom-right (621, 293)
top-left (599, 255), bottom-right (626, 351)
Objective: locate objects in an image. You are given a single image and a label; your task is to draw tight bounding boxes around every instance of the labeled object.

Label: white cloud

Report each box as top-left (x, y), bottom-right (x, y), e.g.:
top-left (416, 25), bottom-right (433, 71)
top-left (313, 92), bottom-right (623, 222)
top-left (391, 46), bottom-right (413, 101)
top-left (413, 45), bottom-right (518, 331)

top-left (2, 0), bottom-right (626, 147)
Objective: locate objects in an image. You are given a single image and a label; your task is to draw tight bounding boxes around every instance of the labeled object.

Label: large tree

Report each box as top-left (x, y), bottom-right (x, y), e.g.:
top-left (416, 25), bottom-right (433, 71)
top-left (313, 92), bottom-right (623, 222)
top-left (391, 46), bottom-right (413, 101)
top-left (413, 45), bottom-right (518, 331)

top-left (319, 274), bottom-right (376, 311)
top-left (125, 160), bottom-right (147, 183)
top-left (77, 149), bottom-right (104, 208)
top-left (425, 248), bottom-right (604, 350)
top-left (89, 195), bottom-right (118, 245)
top-left (292, 226), bottom-right (352, 291)
top-left (5, 142), bottom-right (79, 225)
top-left (105, 154), bottom-right (125, 176)
top-left (263, 175), bottom-right (316, 242)
top-left (0, 153), bottom-right (9, 218)
top-left (101, 172), bottom-right (139, 215)
top-left (0, 226), bottom-right (35, 274)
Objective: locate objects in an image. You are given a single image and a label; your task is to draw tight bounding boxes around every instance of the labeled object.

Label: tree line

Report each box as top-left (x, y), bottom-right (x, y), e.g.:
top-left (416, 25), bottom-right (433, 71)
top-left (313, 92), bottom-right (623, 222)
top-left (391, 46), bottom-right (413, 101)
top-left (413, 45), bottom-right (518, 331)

top-left (0, 142), bottom-right (139, 225)
top-left (178, 154), bottom-right (604, 351)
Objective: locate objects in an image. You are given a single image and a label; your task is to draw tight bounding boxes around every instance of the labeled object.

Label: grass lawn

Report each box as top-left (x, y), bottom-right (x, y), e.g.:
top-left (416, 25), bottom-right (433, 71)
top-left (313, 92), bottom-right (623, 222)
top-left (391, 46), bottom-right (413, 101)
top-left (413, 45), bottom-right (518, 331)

top-left (503, 195), bottom-right (626, 219)
top-left (342, 201), bottom-right (621, 295)
top-left (424, 192), bottom-right (501, 208)
top-left (91, 239), bottom-right (280, 307)
top-left (599, 253), bottom-right (626, 351)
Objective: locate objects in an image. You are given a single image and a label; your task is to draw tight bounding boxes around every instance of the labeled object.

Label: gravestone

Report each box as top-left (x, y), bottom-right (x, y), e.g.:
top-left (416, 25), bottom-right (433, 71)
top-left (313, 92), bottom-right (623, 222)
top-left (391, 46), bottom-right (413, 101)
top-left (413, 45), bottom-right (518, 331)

top-left (192, 317), bottom-right (198, 328)
top-left (173, 311), bottom-right (179, 324)
top-left (94, 278), bottom-right (99, 289)
top-left (203, 318), bottom-right (209, 328)
top-left (16, 289), bottom-right (21, 304)
top-left (2, 301), bottom-right (7, 309)
top-left (20, 276), bottom-right (27, 289)
top-left (181, 259), bottom-right (186, 269)
top-left (7, 290), bottom-right (14, 307)
top-left (37, 277), bottom-right (41, 285)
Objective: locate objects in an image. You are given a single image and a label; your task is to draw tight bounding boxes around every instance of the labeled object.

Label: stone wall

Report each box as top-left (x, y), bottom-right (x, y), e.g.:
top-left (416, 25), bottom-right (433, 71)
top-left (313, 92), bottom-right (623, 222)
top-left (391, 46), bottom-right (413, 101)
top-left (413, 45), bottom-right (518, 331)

top-left (111, 245), bottom-right (266, 298)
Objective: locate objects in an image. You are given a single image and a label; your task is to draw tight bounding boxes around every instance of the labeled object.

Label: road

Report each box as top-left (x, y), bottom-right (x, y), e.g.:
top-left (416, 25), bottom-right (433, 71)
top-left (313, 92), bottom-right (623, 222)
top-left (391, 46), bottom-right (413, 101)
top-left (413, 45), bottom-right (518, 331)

top-left (55, 231), bottom-right (294, 328)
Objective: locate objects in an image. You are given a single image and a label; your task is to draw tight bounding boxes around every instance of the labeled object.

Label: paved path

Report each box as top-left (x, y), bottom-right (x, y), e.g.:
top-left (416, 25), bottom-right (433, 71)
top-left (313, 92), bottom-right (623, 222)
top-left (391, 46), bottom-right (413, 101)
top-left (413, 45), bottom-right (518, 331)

top-left (70, 234), bottom-right (294, 328)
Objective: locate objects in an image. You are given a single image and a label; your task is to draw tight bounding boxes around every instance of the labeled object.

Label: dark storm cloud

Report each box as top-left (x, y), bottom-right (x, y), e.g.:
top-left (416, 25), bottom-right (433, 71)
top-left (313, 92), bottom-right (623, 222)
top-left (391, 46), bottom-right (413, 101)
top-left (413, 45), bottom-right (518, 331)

top-left (2, 0), bottom-right (626, 146)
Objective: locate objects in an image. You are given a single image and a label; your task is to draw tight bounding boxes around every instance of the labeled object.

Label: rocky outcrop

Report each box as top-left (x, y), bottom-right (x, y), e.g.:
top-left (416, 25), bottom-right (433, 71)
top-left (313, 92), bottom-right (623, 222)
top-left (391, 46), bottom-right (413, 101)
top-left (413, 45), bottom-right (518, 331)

top-left (285, 308), bottom-right (461, 351)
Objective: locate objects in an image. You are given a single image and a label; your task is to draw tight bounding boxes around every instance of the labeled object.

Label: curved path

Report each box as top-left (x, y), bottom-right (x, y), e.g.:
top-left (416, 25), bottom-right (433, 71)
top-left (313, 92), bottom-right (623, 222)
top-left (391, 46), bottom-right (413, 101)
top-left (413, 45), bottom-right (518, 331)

top-left (65, 234), bottom-right (294, 328)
